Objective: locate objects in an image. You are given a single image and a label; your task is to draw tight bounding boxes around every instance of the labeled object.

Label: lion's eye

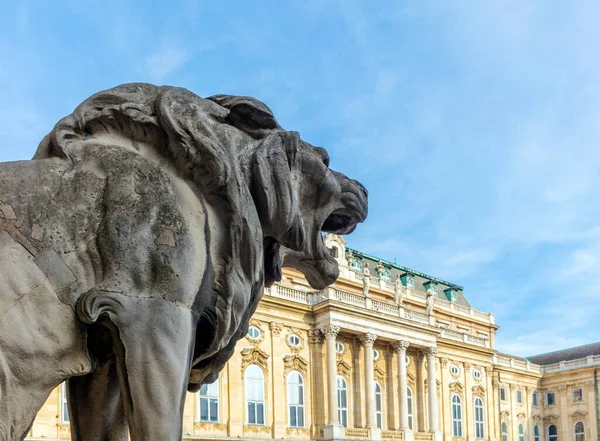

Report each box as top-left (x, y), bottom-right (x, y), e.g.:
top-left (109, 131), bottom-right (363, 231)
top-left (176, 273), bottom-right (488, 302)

top-left (314, 147), bottom-right (330, 167)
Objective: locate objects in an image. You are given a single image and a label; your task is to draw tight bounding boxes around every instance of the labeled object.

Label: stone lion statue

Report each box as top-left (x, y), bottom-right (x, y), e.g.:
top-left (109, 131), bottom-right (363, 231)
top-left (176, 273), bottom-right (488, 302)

top-left (0, 83), bottom-right (367, 441)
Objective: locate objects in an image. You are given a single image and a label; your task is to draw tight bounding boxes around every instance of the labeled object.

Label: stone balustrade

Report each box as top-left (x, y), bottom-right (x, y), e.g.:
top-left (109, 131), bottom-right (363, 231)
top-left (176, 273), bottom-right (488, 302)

top-left (542, 354), bottom-right (600, 373)
top-left (265, 284), bottom-right (489, 348)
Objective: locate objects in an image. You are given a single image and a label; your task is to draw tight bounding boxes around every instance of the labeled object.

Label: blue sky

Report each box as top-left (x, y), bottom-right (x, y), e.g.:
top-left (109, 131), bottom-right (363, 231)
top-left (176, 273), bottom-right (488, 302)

top-left (1, 1), bottom-right (599, 356)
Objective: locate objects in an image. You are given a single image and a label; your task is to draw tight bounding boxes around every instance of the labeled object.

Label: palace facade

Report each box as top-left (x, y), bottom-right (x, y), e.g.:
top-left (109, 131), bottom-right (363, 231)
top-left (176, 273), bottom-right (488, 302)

top-left (28, 234), bottom-right (600, 441)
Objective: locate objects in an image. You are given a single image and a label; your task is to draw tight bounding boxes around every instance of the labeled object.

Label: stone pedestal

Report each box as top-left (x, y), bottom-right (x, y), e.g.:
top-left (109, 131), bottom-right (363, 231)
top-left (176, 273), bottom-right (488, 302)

top-left (370, 428), bottom-right (382, 440)
top-left (323, 423), bottom-right (345, 440)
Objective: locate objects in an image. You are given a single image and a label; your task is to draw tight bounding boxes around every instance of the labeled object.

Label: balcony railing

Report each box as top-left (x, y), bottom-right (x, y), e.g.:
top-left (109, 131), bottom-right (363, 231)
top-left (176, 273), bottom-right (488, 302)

top-left (493, 354), bottom-right (542, 373)
top-left (266, 284), bottom-right (489, 348)
top-left (541, 354), bottom-right (600, 373)
top-left (345, 428), bottom-right (370, 439)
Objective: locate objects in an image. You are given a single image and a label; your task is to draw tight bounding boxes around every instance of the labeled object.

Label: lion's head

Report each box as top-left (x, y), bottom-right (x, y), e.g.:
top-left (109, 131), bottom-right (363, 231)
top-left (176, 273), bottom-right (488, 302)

top-left (33, 83), bottom-right (368, 387)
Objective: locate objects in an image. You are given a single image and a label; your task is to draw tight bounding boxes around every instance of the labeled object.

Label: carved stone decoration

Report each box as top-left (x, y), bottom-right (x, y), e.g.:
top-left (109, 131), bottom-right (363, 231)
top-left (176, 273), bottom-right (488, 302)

top-left (308, 328), bottom-right (323, 344)
top-left (269, 322), bottom-right (283, 336)
top-left (241, 347), bottom-right (270, 377)
top-left (449, 382), bottom-right (465, 395)
top-left (337, 359), bottom-right (352, 377)
top-left (283, 354), bottom-right (309, 376)
top-left (362, 263), bottom-right (371, 296)
top-left (246, 320), bottom-right (266, 346)
top-left (394, 275), bottom-right (404, 305)
top-left (284, 328), bottom-right (305, 353)
top-left (359, 332), bottom-right (378, 347)
top-left (321, 325), bottom-right (341, 340)
top-left (485, 366), bottom-right (493, 375)
top-left (533, 415), bottom-right (542, 424)
top-left (569, 410), bottom-right (588, 421)
top-left (0, 83), bottom-right (369, 440)
top-left (472, 385), bottom-right (486, 398)
top-left (501, 411), bottom-right (510, 421)
top-left (464, 362), bottom-right (472, 373)
top-left (517, 412), bottom-right (527, 422)
top-left (374, 366), bottom-right (386, 384)
top-left (543, 414), bottom-right (560, 424)
top-left (440, 358), bottom-right (449, 368)
top-left (492, 379), bottom-right (499, 389)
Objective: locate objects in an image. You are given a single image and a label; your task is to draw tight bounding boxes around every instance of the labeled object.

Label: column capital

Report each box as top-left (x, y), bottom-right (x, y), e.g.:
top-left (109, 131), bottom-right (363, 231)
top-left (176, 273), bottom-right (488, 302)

top-left (269, 322), bottom-right (283, 335)
top-left (426, 346), bottom-right (438, 357)
top-left (392, 340), bottom-right (410, 352)
top-left (308, 328), bottom-right (323, 344)
top-left (320, 325), bottom-right (340, 339)
top-left (359, 332), bottom-right (377, 346)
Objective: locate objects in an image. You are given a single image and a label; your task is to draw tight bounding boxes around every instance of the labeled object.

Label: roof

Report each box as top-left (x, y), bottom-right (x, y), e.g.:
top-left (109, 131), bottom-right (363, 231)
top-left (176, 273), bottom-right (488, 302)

top-left (527, 342), bottom-right (600, 365)
top-left (346, 247), bottom-right (463, 290)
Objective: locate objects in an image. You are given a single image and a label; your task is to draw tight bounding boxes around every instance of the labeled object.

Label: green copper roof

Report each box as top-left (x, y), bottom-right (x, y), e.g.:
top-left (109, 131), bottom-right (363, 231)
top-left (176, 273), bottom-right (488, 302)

top-left (346, 247), bottom-right (464, 290)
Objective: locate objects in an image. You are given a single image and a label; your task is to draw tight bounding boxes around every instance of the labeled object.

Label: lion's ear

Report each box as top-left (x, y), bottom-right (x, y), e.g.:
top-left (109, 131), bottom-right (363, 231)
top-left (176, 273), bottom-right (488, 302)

top-left (252, 131), bottom-right (305, 251)
top-left (206, 95), bottom-right (282, 131)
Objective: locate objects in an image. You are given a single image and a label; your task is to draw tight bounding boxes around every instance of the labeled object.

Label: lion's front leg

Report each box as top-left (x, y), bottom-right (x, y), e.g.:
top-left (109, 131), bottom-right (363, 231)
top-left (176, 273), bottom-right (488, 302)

top-left (78, 290), bottom-right (196, 441)
top-left (68, 359), bottom-right (127, 441)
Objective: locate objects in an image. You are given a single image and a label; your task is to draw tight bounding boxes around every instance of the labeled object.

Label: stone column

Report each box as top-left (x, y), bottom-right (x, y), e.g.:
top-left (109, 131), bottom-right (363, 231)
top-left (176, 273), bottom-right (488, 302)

top-left (426, 347), bottom-right (439, 434)
top-left (360, 333), bottom-right (380, 439)
top-left (416, 353), bottom-right (427, 432)
top-left (394, 341), bottom-right (411, 431)
top-left (321, 325), bottom-right (344, 440)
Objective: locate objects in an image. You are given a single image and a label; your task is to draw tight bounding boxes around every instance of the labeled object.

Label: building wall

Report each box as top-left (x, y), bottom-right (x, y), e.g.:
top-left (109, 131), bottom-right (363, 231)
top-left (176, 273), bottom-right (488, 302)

top-left (24, 236), bottom-right (600, 441)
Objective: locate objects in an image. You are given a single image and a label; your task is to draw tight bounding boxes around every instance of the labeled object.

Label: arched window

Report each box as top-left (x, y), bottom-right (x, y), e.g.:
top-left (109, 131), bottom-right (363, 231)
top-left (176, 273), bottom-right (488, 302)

top-left (474, 397), bottom-right (484, 438)
top-left (245, 365), bottom-right (265, 425)
top-left (548, 424), bottom-right (558, 441)
top-left (61, 383), bottom-right (69, 424)
top-left (452, 394), bottom-right (463, 437)
top-left (375, 382), bottom-right (383, 429)
top-left (575, 422), bottom-right (585, 441)
top-left (337, 376), bottom-right (348, 428)
top-left (519, 423), bottom-right (525, 441)
top-left (534, 425), bottom-right (540, 441)
top-left (288, 371), bottom-right (305, 428)
top-left (199, 378), bottom-right (219, 422)
top-left (502, 422), bottom-right (509, 441)
top-left (407, 387), bottom-right (414, 430)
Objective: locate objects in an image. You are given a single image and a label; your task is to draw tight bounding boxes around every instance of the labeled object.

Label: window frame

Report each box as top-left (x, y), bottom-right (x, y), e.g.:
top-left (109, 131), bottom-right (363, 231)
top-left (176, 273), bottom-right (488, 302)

top-left (451, 394), bottom-right (463, 438)
top-left (519, 423), bottom-right (525, 441)
top-left (288, 334), bottom-right (301, 347)
top-left (199, 378), bottom-right (220, 423)
top-left (533, 392), bottom-right (539, 407)
top-left (337, 376), bottom-right (349, 428)
top-left (548, 424), bottom-right (558, 441)
top-left (245, 364), bottom-right (266, 426)
top-left (574, 421), bottom-right (585, 441)
top-left (474, 397), bottom-right (485, 439)
top-left (406, 275), bottom-right (414, 288)
top-left (287, 371), bottom-right (305, 428)
top-left (572, 387), bottom-right (583, 403)
top-left (407, 386), bottom-right (414, 430)
top-left (247, 326), bottom-right (261, 339)
top-left (335, 341), bottom-right (345, 353)
top-left (500, 386), bottom-right (507, 402)
top-left (501, 421), bottom-right (509, 441)
top-left (534, 424), bottom-right (540, 441)
top-left (517, 389), bottom-right (524, 404)
top-left (60, 382), bottom-right (70, 424)
top-left (545, 391), bottom-right (556, 406)
top-left (375, 382), bottom-right (383, 430)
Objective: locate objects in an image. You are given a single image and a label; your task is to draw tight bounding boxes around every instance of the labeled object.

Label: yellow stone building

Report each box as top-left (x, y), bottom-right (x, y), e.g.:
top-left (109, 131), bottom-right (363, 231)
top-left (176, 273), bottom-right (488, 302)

top-left (27, 234), bottom-right (600, 441)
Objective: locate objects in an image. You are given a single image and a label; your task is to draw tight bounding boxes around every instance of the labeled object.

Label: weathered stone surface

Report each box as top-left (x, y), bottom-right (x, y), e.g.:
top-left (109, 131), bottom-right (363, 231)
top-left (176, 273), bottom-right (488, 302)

top-left (0, 83), bottom-right (368, 440)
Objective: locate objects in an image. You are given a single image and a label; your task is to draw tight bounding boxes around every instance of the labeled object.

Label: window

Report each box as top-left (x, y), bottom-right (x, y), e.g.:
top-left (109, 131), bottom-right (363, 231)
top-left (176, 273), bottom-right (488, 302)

top-left (500, 386), bottom-right (507, 401)
top-left (573, 387), bottom-right (583, 403)
top-left (381, 268), bottom-right (392, 281)
top-left (574, 422), bottom-right (585, 441)
top-left (452, 394), bottom-right (463, 437)
top-left (288, 371), bottom-right (305, 428)
top-left (450, 365), bottom-right (460, 376)
top-left (517, 389), bottom-right (524, 404)
top-left (335, 341), bottom-right (344, 353)
top-left (245, 365), bottom-right (265, 425)
top-left (474, 397), bottom-right (484, 439)
top-left (534, 424), bottom-right (540, 441)
top-left (199, 378), bottom-right (219, 422)
top-left (288, 334), bottom-right (301, 347)
top-left (375, 382), bottom-right (383, 429)
top-left (502, 422), bottom-right (509, 441)
top-left (533, 392), bottom-right (539, 407)
top-left (373, 349), bottom-right (380, 360)
top-left (548, 424), bottom-right (558, 441)
top-left (473, 369), bottom-right (482, 380)
top-left (546, 392), bottom-right (556, 406)
top-left (351, 258), bottom-right (362, 270)
top-left (337, 376), bottom-right (348, 427)
top-left (406, 275), bottom-right (414, 288)
top-left (519, 423), bottom-right (525, 441)
top-left (247, 326), bottom-right (261, 339)
top-left (407, 387), bottom-right (414, 430)
top-left (331, 246), bottom-right (339, 258)
top-left (60, 383), bottom-right (69, 424)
